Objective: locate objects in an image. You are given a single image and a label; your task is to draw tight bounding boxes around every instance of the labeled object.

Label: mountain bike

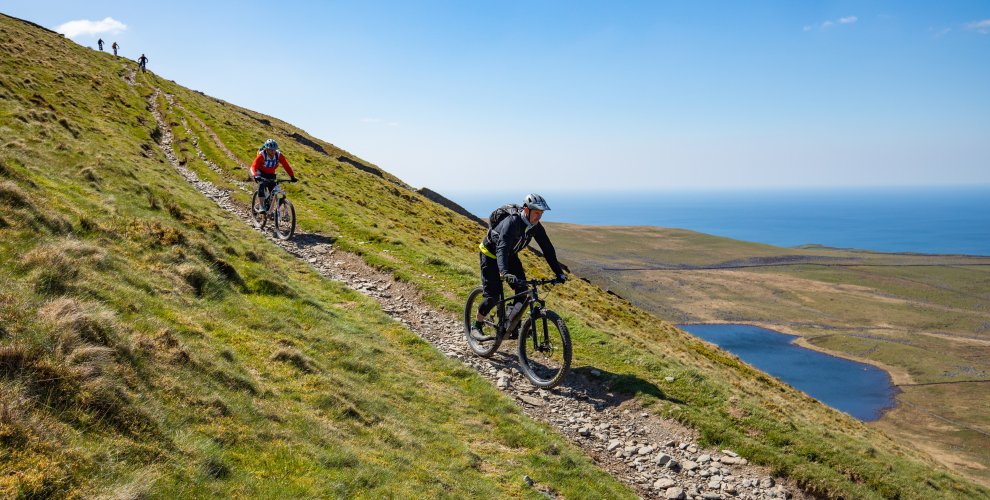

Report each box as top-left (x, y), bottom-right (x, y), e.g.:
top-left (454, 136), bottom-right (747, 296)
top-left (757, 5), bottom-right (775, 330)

top-left (463, 278), bottom-right (572, 388)
top-left (251, 178), bottom-right (296, 240)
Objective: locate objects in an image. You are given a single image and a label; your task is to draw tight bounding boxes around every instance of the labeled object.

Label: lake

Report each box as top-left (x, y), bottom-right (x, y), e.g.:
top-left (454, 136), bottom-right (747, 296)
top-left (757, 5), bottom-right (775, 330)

top-left (447, 186), bottom-right (990, 256)
top-left (677, 324), bottom-right (897, 421)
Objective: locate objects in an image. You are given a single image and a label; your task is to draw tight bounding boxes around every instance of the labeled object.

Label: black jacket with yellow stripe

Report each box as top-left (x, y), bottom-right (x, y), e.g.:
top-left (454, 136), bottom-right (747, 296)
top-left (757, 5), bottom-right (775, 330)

top-left (480, 213), bottom-right (564, 278)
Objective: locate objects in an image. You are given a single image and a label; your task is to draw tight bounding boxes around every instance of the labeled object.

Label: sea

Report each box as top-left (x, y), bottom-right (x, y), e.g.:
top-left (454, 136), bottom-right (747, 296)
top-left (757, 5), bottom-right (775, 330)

top-left (448, 186), bottom-right (990, 256)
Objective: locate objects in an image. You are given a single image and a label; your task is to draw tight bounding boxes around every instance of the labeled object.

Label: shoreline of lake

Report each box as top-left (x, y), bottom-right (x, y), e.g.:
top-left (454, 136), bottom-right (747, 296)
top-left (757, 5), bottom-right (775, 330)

top-left (678, 322), bottom-right (901, 421)
top-left (680, 320), bottom-right (916, 387)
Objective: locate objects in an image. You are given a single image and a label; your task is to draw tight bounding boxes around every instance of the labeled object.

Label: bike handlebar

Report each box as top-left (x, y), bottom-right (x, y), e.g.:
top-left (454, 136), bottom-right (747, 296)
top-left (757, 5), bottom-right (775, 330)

top-left (504, 277), bottom-right (561, 286)
top-left (531, 278), bottom-right (560, 285)
top-left (255, 177), bottom-right (297, 184)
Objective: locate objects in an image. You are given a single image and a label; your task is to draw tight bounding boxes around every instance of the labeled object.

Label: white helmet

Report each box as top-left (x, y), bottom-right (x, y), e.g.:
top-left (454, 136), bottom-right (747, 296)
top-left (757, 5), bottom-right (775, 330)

top-left (523, 193), bottom-right (551, 211)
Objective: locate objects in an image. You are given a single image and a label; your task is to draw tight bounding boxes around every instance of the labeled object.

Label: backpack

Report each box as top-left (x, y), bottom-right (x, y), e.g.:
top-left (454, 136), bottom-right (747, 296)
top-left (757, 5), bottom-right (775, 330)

top-left (488, 203), bottom-right (521, 229)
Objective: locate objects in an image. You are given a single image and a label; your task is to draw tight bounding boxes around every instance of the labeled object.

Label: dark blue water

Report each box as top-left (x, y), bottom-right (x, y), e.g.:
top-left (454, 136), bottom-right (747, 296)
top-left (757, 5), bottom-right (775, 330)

top-left (448, 187), bottom-right (990, 256)
top-left (678, 324), bottom-right (897, 421)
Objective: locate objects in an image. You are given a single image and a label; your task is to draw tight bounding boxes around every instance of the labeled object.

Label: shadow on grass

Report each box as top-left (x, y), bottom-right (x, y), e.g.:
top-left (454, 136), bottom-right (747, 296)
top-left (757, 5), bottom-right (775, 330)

top-left (562, 365), bottom-right (686, 408)
top-left (477, 348), bottom-right (684, 410)
top-left (291, 232), bottom-right (336, 249)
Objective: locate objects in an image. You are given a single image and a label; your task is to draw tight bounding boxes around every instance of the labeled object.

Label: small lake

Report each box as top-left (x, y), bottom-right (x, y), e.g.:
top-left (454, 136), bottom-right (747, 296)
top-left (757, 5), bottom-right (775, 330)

top-left (677, 324), bottom-right (897, 421)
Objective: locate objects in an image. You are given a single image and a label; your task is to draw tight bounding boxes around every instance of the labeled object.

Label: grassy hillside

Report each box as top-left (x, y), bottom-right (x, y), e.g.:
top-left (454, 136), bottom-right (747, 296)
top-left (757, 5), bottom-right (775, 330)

top-left (547, 222), bottom-right (990, 486)
top-left (2, 12), bottom-right (988, 498)
top-left (0, 14), bottom-right (630, 498)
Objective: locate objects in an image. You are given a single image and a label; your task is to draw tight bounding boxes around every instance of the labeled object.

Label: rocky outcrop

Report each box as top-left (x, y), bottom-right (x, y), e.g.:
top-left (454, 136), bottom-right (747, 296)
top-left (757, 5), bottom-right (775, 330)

top-left (289, 132), bottom-right (329, 156)
top-left (337, 155), bottom-right (383, 178)
top-left (417, 187), bottom-right (485, 227)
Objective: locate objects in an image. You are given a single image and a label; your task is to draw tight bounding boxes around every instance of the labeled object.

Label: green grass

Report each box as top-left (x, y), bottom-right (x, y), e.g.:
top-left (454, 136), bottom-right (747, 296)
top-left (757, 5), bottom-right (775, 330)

top-left (0, 14), bottom-right (630, 498)
top-left (150, 83), bottom-right (990, 495)
top-left (2, 12), bottom-right (988, 498)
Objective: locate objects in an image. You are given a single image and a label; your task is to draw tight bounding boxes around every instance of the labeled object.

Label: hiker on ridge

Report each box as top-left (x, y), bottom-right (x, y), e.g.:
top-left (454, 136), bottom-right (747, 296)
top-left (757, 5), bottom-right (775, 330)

top-left (138, 54), bottom-right (148, 73)
top-left (471, 194), bottom-right (566, 339)
top-left (98, 38), bottom-right (104, 51)
top-left (250, 139), bottom-right (297, 211)
top-left (111, 41), bottom-right (118, 56)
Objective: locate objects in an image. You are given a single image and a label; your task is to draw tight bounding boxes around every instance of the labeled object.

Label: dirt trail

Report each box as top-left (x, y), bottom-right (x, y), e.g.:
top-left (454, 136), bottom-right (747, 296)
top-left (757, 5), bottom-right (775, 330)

top-left (146, 86), bottom-right (805, 499)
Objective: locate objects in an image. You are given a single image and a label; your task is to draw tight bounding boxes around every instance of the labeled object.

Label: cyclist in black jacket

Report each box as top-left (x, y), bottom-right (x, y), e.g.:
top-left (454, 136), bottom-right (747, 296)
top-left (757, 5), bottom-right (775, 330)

top-left (472, 193), bottom-right (566, 339)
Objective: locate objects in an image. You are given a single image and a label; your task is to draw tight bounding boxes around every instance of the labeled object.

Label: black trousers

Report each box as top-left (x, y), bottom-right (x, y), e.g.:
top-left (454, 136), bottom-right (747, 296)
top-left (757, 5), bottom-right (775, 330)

top-left (478, 252), bottom-right (525, 317)
top-left (256, 173), bottom-right (277, 199)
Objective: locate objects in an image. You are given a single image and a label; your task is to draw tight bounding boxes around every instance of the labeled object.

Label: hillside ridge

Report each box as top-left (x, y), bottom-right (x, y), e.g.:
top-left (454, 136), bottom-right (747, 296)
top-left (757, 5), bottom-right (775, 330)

top-left (144, 71), bottom-right (807, 499)
top-left (3, 12), bottom-right (988, 498)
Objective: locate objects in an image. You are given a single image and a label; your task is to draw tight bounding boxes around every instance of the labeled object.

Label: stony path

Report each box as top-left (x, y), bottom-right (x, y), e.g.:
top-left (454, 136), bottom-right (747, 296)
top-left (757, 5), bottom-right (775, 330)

top-left (147, 87), bottom-right (804, 500)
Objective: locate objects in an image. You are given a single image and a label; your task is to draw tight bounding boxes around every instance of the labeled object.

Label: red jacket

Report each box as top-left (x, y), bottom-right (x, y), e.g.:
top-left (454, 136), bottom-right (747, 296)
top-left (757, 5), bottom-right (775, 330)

top-left (250, 151), bottom-right (295, 177)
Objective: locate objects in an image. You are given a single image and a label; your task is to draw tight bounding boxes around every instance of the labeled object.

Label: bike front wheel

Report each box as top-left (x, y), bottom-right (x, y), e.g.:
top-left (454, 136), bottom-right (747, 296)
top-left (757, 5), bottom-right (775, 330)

top-left (463, 287), bottom-right (502, 357)
top-left (274, 199), bottom-right (295, 240)
top-left (517, 310), bottom-right (571, 388)
top-left (250, 191), bottom-right (267, 228)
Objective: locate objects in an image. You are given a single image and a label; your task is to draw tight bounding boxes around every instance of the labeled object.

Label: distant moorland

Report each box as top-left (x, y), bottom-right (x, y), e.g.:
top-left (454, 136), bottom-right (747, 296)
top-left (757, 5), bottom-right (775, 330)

top-left (548, 222), bottom-right (990, 486)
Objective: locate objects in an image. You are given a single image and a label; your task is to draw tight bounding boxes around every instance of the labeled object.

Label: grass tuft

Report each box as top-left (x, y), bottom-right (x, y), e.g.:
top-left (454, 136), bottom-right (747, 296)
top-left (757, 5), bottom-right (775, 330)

top-left (22, 245), bottom-right (78, 295)
top-left (78, 167), bottom-right (99, 183)
top-left (271, 346), bottom-right (319, 373)
top-left (177, 263), bottom-right (210, 297)
top-left (248, 277), bottom-right (296, 297)
top-left (0, 180), bottom-right (30, 208)
top-left (38, 298), bottom-right (118, 347)
top-left (202, 455), bottom-right (231, 480)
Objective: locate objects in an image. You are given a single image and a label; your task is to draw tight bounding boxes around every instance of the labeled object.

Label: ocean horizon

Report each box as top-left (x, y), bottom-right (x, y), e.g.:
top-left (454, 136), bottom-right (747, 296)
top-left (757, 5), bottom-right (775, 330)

top-left (446, 186), bottom-right (990, 257)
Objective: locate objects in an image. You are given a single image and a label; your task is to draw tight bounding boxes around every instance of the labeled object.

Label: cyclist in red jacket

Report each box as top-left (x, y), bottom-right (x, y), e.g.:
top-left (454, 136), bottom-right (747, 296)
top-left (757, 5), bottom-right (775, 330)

top-left (251, 139), bottom-right (297, 210)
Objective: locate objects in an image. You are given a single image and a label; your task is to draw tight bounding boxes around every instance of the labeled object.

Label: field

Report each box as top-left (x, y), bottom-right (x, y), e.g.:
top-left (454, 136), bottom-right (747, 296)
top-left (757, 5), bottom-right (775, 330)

top-left (2, 12), bottom-right (988, 497)
top-left (547, 222), bottom-right (990, 485)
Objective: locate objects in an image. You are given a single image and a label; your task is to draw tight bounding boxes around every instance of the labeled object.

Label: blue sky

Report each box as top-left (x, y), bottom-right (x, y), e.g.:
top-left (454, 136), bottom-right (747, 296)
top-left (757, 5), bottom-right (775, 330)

top-left (5, 1), bottom-right (989, 191)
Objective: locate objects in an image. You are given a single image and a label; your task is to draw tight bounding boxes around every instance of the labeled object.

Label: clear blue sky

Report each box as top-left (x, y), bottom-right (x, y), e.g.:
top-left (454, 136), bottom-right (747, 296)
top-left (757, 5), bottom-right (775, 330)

top-left (5, 1), bottom-right (989, 191)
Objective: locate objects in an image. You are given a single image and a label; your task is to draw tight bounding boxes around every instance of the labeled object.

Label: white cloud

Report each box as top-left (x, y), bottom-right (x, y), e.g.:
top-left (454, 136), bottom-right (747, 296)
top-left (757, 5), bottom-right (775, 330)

top-left (807, 16), bottom-right (857, 31)
top-left (964, 19), bottom-right (990, 34)
top-left (56, 17), bottom-right (127, 38)
top-left (930, 27), bottom-right (952, 39)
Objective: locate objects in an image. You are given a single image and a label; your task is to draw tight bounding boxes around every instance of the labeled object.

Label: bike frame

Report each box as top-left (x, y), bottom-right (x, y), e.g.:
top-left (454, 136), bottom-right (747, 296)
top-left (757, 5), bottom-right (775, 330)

top-left (257, 179), bottom-right (289, 214)
top-left (492, 279), bottom-right (553, 337)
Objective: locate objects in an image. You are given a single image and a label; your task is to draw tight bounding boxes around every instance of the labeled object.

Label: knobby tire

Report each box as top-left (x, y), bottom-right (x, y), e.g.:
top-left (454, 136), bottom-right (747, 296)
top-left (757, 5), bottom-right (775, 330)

top-left (464, 287), bottom-right (502, 357)
top-left (274, 199), bottom-right (295, 240)
top-left (251, 191), bottom-right (267, 229)
top-left (517, 309), bottom-right (571, 388)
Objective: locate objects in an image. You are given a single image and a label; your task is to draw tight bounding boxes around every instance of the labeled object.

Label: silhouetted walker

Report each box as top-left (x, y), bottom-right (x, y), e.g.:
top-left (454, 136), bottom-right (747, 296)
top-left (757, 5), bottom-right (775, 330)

top-left (111, 42), bottom-right (118, 56)
top-left (98, 38), bottom-right (104, 51)
top-left (138, 54), bottom-right (148, 73)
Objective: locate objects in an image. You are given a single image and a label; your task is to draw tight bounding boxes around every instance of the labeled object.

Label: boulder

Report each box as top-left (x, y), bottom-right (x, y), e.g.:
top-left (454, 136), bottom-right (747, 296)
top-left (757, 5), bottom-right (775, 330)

top-left (654, 478), bottom-right (676, 489)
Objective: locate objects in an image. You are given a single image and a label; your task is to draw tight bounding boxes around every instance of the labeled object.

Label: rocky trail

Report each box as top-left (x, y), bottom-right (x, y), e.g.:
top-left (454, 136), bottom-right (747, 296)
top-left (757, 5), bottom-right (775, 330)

top-left (145, 82), bottom-right (804, 499)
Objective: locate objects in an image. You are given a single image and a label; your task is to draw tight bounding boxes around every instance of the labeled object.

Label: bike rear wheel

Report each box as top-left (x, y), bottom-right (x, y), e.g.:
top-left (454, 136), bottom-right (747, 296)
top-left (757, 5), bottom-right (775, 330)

top-left (517, 310), bottom-right (571, 388)
top-left (250, 191), bottom-right (267, 228)
top-left (274, 199), bottom-right (295, 240)
top-left (463, 287), bottom-right (502, 357)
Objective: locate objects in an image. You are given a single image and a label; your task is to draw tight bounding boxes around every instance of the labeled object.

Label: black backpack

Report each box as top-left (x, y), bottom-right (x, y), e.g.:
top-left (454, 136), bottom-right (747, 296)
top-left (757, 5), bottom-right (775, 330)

top-left (488, 203), bottom-right (521, 229)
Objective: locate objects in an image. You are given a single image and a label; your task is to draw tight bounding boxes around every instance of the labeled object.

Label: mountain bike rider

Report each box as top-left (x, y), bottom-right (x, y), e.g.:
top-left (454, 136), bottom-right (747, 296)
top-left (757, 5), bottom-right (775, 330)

top-left (251, 139), bottom-right (297, 210)
top-left (472, 193), bottom-right (566, 339)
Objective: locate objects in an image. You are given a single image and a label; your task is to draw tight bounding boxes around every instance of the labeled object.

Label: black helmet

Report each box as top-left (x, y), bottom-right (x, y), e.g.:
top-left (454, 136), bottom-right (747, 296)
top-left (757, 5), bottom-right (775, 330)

top-left (523, 193), bottom-right (551, 211)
